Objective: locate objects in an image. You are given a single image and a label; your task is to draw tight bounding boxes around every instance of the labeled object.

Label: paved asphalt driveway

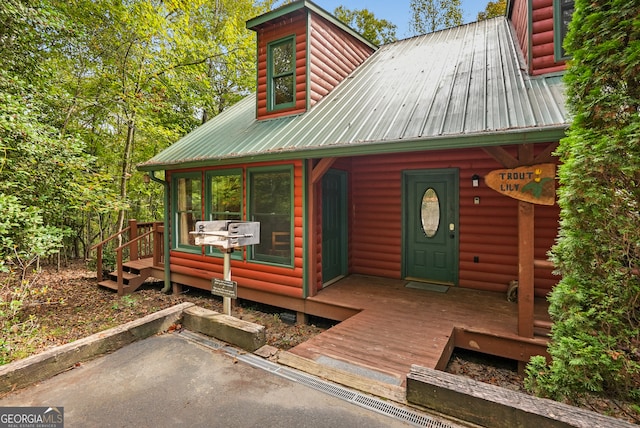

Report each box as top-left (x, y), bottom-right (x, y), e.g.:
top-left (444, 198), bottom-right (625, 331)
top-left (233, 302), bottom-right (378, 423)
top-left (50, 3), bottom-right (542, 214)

top-left (0, 332), bottom-right (454, 428)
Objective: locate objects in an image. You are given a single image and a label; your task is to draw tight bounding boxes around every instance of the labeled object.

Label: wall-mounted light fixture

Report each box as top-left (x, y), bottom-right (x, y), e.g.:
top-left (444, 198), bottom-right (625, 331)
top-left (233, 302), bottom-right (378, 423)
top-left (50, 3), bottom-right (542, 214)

top-left (471, 174), bottom-right (480, 187)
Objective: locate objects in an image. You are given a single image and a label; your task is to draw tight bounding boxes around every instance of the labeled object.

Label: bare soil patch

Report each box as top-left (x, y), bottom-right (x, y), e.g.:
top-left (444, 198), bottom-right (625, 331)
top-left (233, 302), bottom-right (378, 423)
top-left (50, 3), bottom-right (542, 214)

top-left (13, 261), bottom-right (327, 355)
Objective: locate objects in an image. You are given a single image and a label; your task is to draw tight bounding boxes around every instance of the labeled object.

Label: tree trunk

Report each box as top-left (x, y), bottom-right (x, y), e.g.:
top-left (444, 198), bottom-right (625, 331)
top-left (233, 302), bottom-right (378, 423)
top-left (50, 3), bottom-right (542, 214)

top-left (116, 119), bottom-right (135, 246)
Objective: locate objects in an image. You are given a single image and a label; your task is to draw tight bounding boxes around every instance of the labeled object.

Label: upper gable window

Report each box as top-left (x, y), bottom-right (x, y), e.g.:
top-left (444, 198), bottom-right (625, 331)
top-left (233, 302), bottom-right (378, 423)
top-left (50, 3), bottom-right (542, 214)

top-left (267, 36), bottom-right (296, 111)
top-left (554, 0), bottom-right (575, 60)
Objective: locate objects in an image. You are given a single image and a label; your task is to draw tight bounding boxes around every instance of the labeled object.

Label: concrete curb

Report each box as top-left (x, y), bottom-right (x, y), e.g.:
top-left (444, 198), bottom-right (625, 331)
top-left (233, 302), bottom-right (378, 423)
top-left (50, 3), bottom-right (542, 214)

top-left (0, 302), bottom-right (194, 394)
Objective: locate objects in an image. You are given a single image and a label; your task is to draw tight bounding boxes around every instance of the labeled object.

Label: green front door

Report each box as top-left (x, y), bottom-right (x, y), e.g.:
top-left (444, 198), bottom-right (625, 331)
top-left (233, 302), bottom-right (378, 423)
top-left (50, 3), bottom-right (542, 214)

top-left (322, 170), bottom-right (347, 285)
top-left (403, 169), bottom-right (459, 284)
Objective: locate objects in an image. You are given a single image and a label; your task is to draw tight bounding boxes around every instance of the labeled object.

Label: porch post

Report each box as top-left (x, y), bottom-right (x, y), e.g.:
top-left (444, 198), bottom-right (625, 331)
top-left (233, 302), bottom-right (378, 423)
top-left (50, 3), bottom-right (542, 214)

top-left (518, 201), bottom-right (535, 337)
top-left (128, 219), bottom-right (138, 260)
top-left (517, 143), bottom-right (535, 338)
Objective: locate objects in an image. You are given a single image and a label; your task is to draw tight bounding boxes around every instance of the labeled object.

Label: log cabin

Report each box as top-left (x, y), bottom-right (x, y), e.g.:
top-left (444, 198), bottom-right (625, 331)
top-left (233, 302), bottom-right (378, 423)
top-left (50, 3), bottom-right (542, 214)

top-left (124, 0), bottom-right (575, 371)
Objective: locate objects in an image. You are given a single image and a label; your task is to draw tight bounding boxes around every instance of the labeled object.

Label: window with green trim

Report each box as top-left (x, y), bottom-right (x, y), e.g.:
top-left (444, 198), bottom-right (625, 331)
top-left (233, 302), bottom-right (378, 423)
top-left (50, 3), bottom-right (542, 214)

top-left (173, 173), bottom-right (202, 251)
top-left (267, 36), bottom-right (295, 111)
top-left (207, 170), bottom-right (242, 221)
top-left (205, 170), bottom-right (242, 257)
top-left (248, 167), bottom-right (292, 265)
top-left (554, 0), bottom-right (575, 60)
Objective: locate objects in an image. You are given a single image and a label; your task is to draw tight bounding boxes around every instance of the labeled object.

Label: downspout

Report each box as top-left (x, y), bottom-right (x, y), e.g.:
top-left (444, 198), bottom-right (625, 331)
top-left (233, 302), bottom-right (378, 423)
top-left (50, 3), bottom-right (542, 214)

top-left (149, 170), bottom-right (172, 294)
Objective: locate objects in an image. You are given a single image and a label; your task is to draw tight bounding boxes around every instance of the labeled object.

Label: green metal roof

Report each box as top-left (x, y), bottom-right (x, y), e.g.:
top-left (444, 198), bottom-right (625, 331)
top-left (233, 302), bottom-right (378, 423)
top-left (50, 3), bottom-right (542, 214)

top-left (139, 17), bottom-right (569, 172)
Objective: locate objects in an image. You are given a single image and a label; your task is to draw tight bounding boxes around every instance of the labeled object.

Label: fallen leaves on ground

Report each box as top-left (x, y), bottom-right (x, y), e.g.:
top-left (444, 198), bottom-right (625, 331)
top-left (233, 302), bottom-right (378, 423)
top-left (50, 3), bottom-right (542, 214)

top-left (12, 261), bottom-right (325, 359)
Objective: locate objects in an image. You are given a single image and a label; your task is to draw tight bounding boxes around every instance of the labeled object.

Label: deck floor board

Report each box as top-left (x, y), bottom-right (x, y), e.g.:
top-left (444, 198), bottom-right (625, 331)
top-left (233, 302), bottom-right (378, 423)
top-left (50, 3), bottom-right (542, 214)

top-left (290, 275), bottom-right (550, 386)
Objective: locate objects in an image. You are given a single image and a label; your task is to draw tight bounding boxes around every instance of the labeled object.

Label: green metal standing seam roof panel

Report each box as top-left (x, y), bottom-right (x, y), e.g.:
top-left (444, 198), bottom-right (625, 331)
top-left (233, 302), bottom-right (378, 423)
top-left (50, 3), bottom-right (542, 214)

top-left (139, 17), bottom-right (568, 172)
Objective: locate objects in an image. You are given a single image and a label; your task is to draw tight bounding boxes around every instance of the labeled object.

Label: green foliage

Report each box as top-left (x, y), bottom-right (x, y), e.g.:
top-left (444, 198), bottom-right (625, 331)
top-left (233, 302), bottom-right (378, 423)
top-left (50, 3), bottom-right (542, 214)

top-left (2, 0), bottom-right (278, 257)
top-left (47, 0), bottom-right (273, 242)
top-left (526, 0), bottom-right (640, 406)
top-left (0, 195), bottom-right (64, 273)
top-left (0, 195), bottom-right (63, 364)
top-left (333, 6), bottom-right (397, 45)
top-left (477, 0), bottom-right (506, 21)
top-left (409, 0), bottom-right (463, 35)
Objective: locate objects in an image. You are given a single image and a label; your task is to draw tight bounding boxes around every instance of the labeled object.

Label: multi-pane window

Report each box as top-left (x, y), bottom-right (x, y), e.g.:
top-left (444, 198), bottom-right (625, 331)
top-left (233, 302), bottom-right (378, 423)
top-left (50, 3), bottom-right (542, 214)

top-left (268, 37), bottom-right (295, 110)
top-left (205, 170), bottom-right (242, 257)
top-left (172, 167), bottom-right (294, 265)
top-left (208, 170), bottom-right (242, 221)
top-left (555, 0), bottom-right (575, 60)
top-left (174, 173), bottom-right (202, 250)
top-left (248, 167), bottom-right (292, 264)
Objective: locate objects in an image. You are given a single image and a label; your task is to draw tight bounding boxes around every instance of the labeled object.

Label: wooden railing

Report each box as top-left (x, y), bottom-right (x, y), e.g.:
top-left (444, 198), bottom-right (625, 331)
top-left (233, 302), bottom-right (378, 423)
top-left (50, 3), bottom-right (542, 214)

top-left (90, 220), bottom-right (163, 282)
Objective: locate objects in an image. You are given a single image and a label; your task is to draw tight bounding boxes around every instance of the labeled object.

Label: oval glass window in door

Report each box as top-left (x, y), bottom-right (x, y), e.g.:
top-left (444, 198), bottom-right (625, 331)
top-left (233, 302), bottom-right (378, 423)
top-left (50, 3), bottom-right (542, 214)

top-left (421, 188), bottom-right (440, 237)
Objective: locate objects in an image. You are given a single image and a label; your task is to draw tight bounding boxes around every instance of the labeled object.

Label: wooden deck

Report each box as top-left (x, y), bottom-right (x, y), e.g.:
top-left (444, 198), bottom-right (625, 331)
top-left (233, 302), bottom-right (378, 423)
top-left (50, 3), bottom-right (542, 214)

top-left (285, 275), bottom-right (551, 391)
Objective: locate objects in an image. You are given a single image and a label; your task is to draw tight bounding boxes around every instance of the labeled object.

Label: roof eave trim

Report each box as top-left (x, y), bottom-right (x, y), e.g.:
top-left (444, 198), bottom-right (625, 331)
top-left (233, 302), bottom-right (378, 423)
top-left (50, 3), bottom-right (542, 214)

top-left (137, 126), bottom-right (568, 172)
top-left (246, 0), bottom-right (377, 50)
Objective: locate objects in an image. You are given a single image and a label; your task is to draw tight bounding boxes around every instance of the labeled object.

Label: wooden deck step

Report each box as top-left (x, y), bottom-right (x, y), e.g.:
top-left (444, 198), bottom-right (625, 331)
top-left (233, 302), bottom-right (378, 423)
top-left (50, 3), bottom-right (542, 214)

top-left (98, 279), bottom-right (124, 292)
top-left (98, 259), bottom-right (155, 295)
top-left (111, 271), bottom-right (139, 281)
top-left (124, 259), bottom-right (154, 271)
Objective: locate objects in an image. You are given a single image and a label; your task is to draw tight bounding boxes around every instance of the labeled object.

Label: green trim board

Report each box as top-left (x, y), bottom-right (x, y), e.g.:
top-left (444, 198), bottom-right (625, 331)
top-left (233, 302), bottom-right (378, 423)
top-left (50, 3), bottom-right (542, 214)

top-left (302, 161), bottom-right (309, 298)
top-left (139, 126), bottom-right (568, 172)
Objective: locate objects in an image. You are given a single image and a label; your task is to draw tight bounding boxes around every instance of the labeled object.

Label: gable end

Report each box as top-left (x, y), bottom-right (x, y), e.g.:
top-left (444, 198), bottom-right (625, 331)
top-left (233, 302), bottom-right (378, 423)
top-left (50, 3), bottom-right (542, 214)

top-left (249, 1), bottom-right (376, 121)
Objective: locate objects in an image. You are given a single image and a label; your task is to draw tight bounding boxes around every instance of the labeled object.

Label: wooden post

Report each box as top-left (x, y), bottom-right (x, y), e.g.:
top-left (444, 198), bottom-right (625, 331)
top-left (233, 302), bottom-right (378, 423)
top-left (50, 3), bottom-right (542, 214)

top-left (153, 225), bottom-right (161, 267)
top-left (128, 219), bottom-right (138, 261)
top-left (172, 282), bottom-right (182, 296)
top-left (96, 246), bottom-right (103, 282)
top-left (116, 247), bottom-right (124, 296)
top-left (518, 201), bottom-right (535, 338)
top-left (518, 144), bottom-right (535, 338)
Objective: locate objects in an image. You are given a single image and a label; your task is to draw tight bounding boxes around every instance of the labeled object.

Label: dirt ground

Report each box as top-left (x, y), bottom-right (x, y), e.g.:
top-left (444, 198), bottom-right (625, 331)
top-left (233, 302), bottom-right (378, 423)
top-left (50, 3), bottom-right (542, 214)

top-left (4, 261), bottom-right (639, 424)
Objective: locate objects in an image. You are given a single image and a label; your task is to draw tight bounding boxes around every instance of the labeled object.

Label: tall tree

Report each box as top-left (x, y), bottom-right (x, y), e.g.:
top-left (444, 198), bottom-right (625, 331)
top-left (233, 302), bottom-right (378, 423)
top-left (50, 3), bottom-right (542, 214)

top-left (409, 0), bottom-right (463, 35)
top-left (526, 0), bottom-right (640, 410)
top-left (477, 0), bottom-right (506, 20)
top-left (333, 6), bottom-right (397, 45)
top-left (0, 0), bottom-right (111, 260)
top-left (50, 0), bottom-right (273, 240)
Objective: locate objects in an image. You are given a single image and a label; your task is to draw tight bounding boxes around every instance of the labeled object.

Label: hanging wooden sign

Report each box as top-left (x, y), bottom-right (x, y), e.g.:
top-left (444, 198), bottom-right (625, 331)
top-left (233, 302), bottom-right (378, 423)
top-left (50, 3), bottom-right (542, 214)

top-left (484, 163), bottom-right (556, 205)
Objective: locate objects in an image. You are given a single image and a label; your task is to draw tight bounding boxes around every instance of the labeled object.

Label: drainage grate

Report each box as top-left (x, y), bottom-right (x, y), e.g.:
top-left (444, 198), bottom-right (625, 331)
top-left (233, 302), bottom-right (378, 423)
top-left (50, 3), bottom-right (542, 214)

top-left (179, 331), bottom-right (460, 428)
top-left (354, 394), bottom-right (452, 428)
top-left (276, 367), bottom-right (358, 402)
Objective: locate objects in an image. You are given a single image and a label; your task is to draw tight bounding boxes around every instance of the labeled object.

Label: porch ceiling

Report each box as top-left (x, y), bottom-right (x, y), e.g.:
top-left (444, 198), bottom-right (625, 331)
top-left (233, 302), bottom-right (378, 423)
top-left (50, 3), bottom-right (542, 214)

top-left (139, 17), bottom-right (568, 172)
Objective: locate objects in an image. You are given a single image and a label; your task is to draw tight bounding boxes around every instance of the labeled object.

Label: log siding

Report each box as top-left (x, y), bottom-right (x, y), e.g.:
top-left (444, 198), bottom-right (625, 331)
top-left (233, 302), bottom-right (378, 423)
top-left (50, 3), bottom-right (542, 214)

top-left (348, 146), bottom-right (559, 297)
